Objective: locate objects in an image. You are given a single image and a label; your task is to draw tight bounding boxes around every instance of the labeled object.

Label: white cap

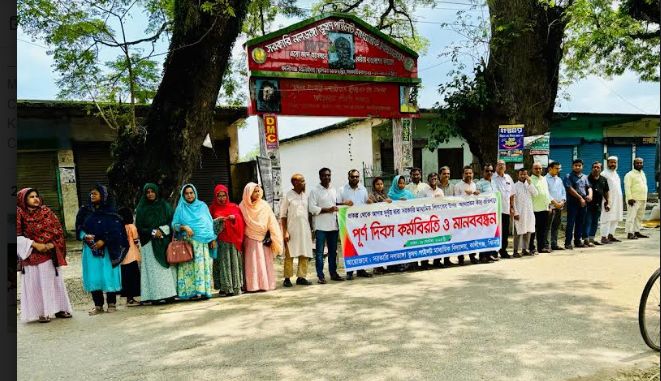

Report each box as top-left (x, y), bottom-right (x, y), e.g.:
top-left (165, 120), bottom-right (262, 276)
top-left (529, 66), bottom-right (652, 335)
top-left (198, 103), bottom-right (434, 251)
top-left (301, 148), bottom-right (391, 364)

top-left (607, 156), bottom-right (618, 161)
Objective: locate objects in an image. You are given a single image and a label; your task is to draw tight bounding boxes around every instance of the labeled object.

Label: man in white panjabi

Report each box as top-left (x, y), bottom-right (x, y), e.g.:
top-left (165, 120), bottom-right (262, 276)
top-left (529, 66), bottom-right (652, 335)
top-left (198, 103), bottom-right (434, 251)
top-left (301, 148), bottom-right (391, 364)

top-left (624, 157), bottom-right (649, 239)
top-left (511, 168), bottom-right (537, 257)
top-left (599, 156), bottom-right (624, 244)
top-left (280, 173), bottom-right (313, 288)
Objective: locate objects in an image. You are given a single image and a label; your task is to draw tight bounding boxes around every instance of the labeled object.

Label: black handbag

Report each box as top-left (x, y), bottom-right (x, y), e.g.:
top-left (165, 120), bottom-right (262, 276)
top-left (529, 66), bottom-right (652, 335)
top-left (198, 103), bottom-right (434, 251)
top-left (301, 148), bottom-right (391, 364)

top-left (263, 231), bottom-right (272, 247)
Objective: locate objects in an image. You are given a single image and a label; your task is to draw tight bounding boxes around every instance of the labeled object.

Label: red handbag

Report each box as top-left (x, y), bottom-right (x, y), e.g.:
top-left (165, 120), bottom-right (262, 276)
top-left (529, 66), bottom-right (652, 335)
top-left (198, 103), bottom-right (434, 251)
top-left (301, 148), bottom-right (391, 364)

top-left (166, 234), bottom-right (193, 264)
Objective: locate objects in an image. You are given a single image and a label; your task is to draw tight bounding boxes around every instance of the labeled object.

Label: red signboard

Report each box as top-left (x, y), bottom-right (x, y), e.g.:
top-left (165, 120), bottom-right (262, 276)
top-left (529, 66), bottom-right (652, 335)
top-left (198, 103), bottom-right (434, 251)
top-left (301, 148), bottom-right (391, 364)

top-left (264, 114), bottom-right (279, 149)
top-left (246, 14), bottom-right (418, 82)
top-left (245, 13), bottom-right (420, 118)
top-left (249, 78), bottom-right (419, 118)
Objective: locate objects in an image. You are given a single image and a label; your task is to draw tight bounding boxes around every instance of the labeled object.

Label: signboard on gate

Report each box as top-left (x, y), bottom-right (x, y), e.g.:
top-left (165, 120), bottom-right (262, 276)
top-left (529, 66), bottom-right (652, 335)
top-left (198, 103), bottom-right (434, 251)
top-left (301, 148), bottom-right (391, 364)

top-left (263, 114), bottom-right (279, 150)
top-left (244, 13), bottom-right (420, 118)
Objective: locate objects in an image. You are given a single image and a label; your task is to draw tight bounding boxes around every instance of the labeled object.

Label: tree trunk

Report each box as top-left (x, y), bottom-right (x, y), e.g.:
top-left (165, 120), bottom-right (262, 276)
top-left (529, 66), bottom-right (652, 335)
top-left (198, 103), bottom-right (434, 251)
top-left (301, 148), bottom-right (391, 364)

top-left (108, 0), bottom-right (250, 207)
top-left (457, 0), bottom-right (567, 166)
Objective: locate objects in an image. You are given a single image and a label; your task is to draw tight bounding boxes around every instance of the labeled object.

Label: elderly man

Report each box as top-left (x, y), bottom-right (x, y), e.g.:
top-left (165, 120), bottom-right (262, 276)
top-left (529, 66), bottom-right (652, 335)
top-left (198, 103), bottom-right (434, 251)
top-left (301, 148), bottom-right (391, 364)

top-left (545, 161), bottom-right (566, 250)
top-left (338, 169), bottom-right (372, 280)
top-left (600, 156), bottom-right (624, 243)
top-left (583, 161), bottom-right (610, 246)
top-left (438, 166), bottom-right (453, 196)
top-left (512, 168), bottom-right (538, 257)
top-left (309, 168), bottom-right (344, 283)
top-left (454, 166), bottom-right (479, 265)
top-left (280, 174), bottom-right (313, 287)
top-left (528, 162), bottom-right (552, 254)
top-left (624, 157), bottom-right (649, 239)
top-left (493, 160), bottom-right (515, 258)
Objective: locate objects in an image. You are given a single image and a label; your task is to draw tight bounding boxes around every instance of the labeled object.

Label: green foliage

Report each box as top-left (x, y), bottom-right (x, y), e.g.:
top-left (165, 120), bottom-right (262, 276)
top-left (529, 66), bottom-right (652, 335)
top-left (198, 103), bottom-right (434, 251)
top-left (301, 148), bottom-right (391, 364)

top-left (563, 0), bottom-right (660, 81)
top-left (240, 144), bottom-right (261, 162)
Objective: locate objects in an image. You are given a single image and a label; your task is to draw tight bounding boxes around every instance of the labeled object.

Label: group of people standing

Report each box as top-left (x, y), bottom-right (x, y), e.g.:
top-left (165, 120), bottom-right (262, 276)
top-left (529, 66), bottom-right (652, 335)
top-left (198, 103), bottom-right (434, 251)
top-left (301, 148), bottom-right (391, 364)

top-left (16, 155), bottom-right (650, 323)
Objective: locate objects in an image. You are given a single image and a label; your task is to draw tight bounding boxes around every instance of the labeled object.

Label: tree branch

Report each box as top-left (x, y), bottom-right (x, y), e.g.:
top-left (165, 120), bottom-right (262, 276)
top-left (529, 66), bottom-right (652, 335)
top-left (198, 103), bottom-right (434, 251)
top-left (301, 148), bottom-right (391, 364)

top-left (377, 0), bottom-right (395, 30)
top-left (341, 0), bottom-right (366, 13)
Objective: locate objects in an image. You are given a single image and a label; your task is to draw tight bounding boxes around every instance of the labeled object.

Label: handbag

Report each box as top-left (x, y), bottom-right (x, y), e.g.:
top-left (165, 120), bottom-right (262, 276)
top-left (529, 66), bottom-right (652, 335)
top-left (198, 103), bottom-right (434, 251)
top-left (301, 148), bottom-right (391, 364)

top-left (166, 233), bottom-right (194, 264)
top-left (263, 231), bottom-right (272, 247)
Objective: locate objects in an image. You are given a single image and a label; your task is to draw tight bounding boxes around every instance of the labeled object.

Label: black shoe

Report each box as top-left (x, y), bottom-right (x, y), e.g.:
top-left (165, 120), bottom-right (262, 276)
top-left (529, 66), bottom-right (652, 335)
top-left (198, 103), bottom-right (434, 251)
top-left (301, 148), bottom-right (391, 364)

top-left (283, 278), bottom-right (293, 287)
top-left (564, 244), bottom-right (573, 250)
top-left (635, 232), bottom-right (649, 238)
top-left (513, 252), bottom-right (522, 258)
top-left (318, 278), bottom-right (327, 284)
top-left (522, 250), bottom-right (533, 256)
top-left (479, 257), bottom-right (491, 264)
top-left (330, 274), bottom-right (345, 281)
top-left (296, 277), bottom-right (312, 286)
top-left (346, 273), bottom-right (353, 280)
top-left (432, 259), bottom-right (444, 268)
top-left (444, 258), bottom-right (455, 267)
top-left (574, 241), bottom-right (585, 248)
top-left (551, 246), bottom-right (564, 251)
top-left (470, 257), bottom-right (479, 264)
top-left (608, 234), bottom-right (621, 242)
top-left (357, 270), bottom-right (373, 278)
top-left (627, 233), bottom-right (638, 240)
top-left (458, 257), bottom-right (466, 266)
top-left (500, 252), bottom-right (512, 259)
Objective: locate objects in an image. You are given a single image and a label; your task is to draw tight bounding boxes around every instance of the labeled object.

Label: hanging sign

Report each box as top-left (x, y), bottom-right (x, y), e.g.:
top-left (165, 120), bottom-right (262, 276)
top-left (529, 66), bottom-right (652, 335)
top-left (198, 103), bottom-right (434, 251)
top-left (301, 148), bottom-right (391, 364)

top-left (263, 114), bottom-right (279, 150)
top-left (498, 124), bottom-right (525, 163)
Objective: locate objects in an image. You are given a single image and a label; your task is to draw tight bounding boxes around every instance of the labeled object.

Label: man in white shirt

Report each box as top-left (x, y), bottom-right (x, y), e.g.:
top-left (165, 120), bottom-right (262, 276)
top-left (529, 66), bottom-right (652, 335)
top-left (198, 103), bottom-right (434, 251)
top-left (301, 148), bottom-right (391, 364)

top-left (512, 168), bottom-right (537, 257)
top-left (545, 161), bottom-right (566, 250)
top-left (422, 172), bottom-right (444, 198)
top-left (453, 166), bottom-right (479, 265)
top-left (475, 163), bottom-right (498, 262)
top-left (308, 168), bottom-right (345, 283)
top-left (599, 156), bottom-right (624, 243)
top-left (624, 157), bottom-right (649, 239)
top-left (405, 167), bottom-right (431, 198)
top-left (493, 160), bottom-right (514, 258)
top-left (338, 169), bottom-right (372, 280)
top-left (280, 173), bottom-right (313, 287)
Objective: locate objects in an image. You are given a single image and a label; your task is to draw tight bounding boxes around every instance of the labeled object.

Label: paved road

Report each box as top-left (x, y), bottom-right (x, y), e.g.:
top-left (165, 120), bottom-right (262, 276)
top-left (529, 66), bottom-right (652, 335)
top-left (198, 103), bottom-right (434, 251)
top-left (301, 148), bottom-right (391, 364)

top-left (17, 228), bottom-right (660, 380)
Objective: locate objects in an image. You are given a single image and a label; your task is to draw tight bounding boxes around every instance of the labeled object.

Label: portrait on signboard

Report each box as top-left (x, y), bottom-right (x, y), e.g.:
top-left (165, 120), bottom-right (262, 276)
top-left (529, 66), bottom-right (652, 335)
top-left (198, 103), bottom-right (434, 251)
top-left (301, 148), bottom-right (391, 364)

top-left (328, 32), bottom-right (355, 70)
top-left (255, 79), bottom-right (281, 113)
top-left (399, 85), bottom-right (419, 113)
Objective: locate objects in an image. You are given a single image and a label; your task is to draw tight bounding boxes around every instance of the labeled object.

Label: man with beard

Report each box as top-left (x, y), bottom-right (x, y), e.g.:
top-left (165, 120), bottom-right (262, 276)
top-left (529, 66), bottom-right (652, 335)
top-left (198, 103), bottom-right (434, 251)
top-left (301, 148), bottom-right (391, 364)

top-left (453, 166), bottom-right (479, 265)
top-left (624, 158), bottom-right (649, 239)
top-left (599, 156), bottom-right (624, 243)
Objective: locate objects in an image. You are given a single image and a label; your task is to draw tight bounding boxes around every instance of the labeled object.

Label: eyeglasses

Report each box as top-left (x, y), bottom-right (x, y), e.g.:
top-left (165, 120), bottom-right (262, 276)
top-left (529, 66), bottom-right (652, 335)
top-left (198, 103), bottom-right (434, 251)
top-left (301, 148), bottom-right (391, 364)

top-left (485, 169), bottom-right (493, 173)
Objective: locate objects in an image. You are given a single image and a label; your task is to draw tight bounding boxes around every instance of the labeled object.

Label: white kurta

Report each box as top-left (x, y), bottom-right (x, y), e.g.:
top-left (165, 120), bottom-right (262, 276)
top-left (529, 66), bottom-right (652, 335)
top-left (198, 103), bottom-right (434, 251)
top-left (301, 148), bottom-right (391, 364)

top-left (601, 169), bottom-right (623, 222)
top-left (512, 181), bottom-right (537, 234)
top-left (280, 189), bottom-right (313, 258)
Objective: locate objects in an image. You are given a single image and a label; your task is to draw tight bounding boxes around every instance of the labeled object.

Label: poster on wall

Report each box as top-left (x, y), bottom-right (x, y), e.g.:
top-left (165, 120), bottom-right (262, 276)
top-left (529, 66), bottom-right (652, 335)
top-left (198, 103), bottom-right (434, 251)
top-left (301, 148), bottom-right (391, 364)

top-left (498, 124), bottom-right (525, 163)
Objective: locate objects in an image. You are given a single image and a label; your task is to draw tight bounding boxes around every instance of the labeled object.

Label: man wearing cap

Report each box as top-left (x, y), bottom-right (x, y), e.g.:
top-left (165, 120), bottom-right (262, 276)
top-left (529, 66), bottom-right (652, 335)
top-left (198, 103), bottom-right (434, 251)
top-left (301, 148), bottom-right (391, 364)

top-left (599, 156), bottom-right (624, 243)
top-left (624, 157), bottom-right (649, 239)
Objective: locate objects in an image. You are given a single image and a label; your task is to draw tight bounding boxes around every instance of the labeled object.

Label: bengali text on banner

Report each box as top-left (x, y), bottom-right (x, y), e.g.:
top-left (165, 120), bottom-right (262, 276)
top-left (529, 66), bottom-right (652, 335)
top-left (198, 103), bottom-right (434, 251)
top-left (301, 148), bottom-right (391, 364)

top-left (338, 194), bottom-right (502, 271)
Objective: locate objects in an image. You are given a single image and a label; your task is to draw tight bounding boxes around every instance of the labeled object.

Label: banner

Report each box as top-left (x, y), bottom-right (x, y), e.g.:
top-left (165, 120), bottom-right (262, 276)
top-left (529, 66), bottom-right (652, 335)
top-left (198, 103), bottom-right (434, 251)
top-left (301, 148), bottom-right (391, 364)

top-left (338, 194), bottom-right (502, 271)
top-left (498, 124), bottom-right (524, 163)
top-left (526, 132), bottom-right (550, 155)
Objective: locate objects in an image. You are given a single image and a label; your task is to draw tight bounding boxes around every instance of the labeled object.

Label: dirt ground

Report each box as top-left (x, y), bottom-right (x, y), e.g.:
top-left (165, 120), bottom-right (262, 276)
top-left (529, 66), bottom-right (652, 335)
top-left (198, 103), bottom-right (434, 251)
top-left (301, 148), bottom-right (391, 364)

top-left (16, 226), bottom-right (660, 380)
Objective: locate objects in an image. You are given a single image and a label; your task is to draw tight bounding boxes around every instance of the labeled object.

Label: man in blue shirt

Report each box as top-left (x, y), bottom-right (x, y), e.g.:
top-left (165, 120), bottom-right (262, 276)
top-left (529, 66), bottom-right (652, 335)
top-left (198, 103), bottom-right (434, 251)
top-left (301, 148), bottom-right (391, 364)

top-left (563, 159), bottom-right (593, 249)
top-left (545, 161), bottom-right (566, 250)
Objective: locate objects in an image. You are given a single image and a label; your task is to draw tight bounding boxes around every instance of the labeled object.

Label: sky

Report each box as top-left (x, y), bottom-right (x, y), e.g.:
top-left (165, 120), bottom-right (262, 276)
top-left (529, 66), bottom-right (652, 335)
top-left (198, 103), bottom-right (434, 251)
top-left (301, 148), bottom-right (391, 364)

top-left (17, 1), bottom-right (660, 158)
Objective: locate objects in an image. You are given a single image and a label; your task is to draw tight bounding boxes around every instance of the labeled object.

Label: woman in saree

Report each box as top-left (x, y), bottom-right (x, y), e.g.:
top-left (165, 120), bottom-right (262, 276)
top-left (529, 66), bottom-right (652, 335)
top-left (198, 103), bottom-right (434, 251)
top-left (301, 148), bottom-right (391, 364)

top-left (209, 184), bottom-right (245, 297)
top-left (16, 188), bottom-right (73, 323)
top-left (171, 184), bottom-right (216, 300)
top-left (239, 183), bottom-right (283, 292)
top-left (135, 183), bottom-right (177, 304)
top-left (75, 183), bottom-right (127, 315)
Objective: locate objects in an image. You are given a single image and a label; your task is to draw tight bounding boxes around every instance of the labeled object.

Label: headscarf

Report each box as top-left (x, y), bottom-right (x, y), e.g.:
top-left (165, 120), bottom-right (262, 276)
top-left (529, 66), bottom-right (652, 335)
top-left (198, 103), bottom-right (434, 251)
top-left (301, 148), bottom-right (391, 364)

top-left (239, 182), bottom-right (283, 255)
top-left (171, 184), bottom-right (216, 244)
top-left (16, 188), bottom-right (67, 267)
top-left (74, 183), bottom-right (128, 267)
top-left (135, 183), bottom-right (174, 268)
top-left (387, 175), bottom-right (415, 201)
top-left (209, 184), bottom-right (245, 252)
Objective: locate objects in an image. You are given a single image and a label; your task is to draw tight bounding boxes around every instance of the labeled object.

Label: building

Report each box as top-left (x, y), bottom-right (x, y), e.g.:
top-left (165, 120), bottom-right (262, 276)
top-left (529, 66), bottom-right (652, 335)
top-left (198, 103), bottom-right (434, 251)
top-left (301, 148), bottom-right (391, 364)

top-left (279, 111), bottom-right (659, 194)
top-left (18, 100), bottom-right (246, 234)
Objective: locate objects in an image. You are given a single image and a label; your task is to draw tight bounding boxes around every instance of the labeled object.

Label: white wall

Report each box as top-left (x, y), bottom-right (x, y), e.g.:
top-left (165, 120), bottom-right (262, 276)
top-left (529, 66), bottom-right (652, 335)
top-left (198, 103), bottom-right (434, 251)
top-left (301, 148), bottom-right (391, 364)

top-left (280, 121), bottom-right (375, 194)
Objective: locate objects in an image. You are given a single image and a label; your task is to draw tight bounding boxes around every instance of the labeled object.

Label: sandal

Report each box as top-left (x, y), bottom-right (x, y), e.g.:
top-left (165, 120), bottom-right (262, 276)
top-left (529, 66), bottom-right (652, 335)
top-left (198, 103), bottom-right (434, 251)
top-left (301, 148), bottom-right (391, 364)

top-left (88, 306), bottom-right (104, 316)
top-left (107, 303), bottom-right (117, 313)
top-left (55, 311), bottom-right (72, 318)
top-left (38, 316), bottom-right (51, 323)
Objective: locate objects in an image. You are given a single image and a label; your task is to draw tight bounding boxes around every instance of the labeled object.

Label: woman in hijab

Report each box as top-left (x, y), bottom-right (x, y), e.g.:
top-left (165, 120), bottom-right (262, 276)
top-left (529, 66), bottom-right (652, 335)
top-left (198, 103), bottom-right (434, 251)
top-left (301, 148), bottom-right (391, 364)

top-left (171, 184), bottom-right (216, 300)
top-left (75, 183), bottom-right (127, 315)
top-left (387, 175), bottom-right (415, 201)
top-left (16, 188), bottom-right (73, 323)
top-left (239, 183), bottom-right (283, 292)
top-left (135, 183), bottom-right (177, 305)
top-left (209, 184), bottom-right (245, 297)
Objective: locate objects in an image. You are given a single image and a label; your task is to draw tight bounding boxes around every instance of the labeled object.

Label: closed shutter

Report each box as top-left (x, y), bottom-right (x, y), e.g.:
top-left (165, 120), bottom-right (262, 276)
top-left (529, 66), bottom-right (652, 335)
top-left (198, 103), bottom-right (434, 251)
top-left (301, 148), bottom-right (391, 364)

top-left (73, 142), bottom-right (113, 206)
top-left (606, 145), bottom-right (632, 205)
top-left (578, 142), bottom-right (604, 169)
top-left (437, 148), bottom-right (463, 179)
top-left (17, 151), bottom-right (63, 221)
top-left (189, 140), bottom-right (231, 205)
top-left (636, 144), bottom-right (657, 192)
top-left (549, 146), bottom-right (574, 177)
top-left (380, 141), bottom-right (394, 174)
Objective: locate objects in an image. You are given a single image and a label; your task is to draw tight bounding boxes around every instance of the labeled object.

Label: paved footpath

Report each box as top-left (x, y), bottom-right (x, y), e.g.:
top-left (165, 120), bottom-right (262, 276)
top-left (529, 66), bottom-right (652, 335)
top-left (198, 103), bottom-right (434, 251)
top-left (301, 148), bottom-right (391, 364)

top-left (17, 228), bottom-right (660, 380)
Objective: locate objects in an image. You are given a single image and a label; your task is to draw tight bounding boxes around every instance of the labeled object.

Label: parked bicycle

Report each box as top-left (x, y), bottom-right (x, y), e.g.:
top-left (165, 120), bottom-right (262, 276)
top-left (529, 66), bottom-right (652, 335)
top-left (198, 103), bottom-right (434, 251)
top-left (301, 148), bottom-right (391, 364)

top-left (639, 268), bottom-right (660, 352)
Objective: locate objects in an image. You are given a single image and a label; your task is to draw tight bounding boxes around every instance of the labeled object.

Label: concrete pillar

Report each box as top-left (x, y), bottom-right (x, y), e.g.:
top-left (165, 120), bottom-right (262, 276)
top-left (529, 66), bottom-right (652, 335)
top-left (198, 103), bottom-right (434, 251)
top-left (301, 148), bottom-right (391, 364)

top-left (57, 149), bottom-right (79, 234)
top-left (258, 115), bottom-right (282, 216)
